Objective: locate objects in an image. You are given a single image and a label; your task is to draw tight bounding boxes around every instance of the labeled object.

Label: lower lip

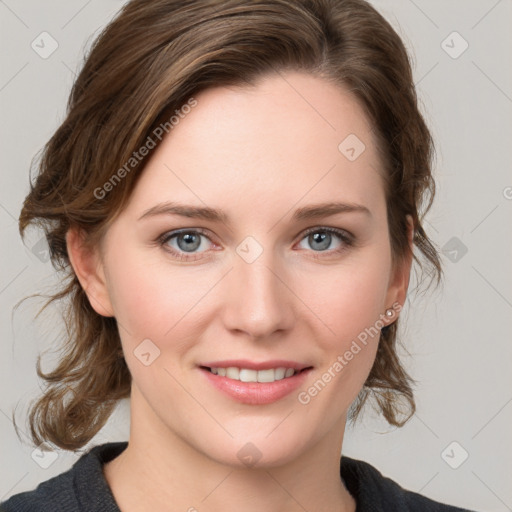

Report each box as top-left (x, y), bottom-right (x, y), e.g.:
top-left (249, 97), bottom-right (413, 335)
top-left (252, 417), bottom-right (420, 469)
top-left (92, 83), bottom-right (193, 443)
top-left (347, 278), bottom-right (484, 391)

top-left (199, 367), bottom-right (312, 405)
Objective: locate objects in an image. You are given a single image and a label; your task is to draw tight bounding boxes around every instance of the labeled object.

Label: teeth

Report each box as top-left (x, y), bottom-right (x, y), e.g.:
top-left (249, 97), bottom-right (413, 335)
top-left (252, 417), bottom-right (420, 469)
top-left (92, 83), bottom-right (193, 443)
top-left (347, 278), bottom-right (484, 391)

top-left (274, 367), bottom-right (286, 380)
top-left (209, 366), bottom-right (299, 383)
top-left (239, 369), bottom-right (257, 382)
top-left (226, 367), bottom-right (239, 380)
top-left (256, 369), bottom-right (274, 383)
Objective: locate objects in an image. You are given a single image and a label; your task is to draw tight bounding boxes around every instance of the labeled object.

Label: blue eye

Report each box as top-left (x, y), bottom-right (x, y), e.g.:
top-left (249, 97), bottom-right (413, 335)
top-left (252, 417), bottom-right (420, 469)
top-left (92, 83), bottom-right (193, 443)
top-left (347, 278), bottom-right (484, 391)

top-left (297, 227), bottom-right (353, 257)
top-left (158, 229), bottom-right (213, 261)
top-left (157, 226), bottom-right (354, 261)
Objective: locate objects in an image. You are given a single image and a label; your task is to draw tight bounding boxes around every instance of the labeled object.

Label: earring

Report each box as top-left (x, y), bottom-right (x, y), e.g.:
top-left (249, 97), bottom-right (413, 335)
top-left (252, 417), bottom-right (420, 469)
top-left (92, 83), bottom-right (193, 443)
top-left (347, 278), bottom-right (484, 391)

top-left (385, 308), bottom-right (394, 317)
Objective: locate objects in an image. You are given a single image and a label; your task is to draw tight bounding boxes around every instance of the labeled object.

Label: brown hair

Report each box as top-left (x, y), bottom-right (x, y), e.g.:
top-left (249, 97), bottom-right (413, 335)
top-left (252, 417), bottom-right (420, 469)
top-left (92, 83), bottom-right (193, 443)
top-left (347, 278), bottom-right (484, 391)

top-left (16, 0), bottom-right (442, 451)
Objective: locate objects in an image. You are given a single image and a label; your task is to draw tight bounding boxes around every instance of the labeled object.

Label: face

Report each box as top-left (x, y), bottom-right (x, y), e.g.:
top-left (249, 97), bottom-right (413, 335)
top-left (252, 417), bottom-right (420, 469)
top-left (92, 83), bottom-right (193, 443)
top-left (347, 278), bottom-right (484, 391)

top-left (76, 71), bottom-right (410, 468)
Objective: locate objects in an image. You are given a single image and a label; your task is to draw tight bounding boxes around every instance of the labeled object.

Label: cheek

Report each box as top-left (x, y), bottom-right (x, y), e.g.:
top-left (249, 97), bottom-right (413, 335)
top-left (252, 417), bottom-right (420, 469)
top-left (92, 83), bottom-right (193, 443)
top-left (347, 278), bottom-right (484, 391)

top-left (105, 249), bottom-right (217, 356)
top-left (296, 250), bottom-right (391, 348)
top-left (290, 258), bottom-right (390, 437)
top-left (292, 250), bottom-right (390, 407)
top-left (103, 246), bottom-right (176, 339)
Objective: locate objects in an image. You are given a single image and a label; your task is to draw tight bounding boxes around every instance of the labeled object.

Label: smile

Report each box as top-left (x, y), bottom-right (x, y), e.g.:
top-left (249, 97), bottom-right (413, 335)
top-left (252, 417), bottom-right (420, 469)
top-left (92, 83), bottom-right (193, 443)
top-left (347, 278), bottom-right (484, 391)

top-left (203, 366), bottom-right (304, 383)
top-left (198, 360), bottom-right (313, 405)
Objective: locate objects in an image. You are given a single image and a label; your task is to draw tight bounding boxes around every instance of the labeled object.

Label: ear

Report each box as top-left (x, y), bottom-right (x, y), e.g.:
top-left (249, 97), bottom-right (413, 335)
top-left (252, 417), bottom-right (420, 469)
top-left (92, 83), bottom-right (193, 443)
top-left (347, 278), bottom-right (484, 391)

top-left (66, 227), bottom-right (114, 317)
top-left (384, 214), bottom-right (414, 318)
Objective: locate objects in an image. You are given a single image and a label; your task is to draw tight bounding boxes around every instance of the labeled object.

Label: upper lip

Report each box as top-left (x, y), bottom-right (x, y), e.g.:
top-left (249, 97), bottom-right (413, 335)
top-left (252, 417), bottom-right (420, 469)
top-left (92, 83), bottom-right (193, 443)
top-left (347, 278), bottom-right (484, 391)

top-left (199, 359), bottom-right (312, 371)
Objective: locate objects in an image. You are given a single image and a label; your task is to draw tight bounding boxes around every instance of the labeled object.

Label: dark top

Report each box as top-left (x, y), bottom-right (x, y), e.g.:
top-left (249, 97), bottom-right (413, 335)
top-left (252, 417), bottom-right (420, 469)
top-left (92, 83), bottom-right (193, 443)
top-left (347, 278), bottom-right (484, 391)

top-left (0, 441), bottom-right (476, 511)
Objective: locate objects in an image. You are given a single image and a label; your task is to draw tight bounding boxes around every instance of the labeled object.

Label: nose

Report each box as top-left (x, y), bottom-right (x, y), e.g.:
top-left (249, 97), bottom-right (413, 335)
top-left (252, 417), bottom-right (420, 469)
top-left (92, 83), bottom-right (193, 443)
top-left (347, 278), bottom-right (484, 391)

top-left (221, 247), bottom-right (296, 340)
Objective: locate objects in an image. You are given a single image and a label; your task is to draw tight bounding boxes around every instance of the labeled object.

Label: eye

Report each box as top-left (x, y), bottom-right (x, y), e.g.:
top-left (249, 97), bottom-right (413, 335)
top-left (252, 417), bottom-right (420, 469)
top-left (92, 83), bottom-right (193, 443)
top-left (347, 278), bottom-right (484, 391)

top-left (158, 229), bottom-right (215, 261)
top-left (296, 227), bottom-right (353, 258)
top-left (157, 226), bottom-right (354, 262)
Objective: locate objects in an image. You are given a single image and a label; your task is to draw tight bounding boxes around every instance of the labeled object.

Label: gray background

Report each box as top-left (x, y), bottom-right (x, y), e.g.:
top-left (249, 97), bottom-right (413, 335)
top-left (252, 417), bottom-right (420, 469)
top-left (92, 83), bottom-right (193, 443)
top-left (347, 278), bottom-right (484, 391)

top-left (1, 1), bottom-right (511, 510)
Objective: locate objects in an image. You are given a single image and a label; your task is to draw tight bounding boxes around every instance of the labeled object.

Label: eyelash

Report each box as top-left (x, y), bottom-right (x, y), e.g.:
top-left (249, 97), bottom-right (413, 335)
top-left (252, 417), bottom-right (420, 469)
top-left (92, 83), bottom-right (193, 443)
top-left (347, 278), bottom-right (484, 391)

top-left (157, 226), bottom-right (354, 262)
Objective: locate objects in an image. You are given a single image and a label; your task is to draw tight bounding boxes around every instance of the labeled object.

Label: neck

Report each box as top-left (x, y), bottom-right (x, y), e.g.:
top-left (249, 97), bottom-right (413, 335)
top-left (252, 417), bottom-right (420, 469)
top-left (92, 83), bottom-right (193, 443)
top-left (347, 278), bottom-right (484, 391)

top-left (103, 387), bottom-right (356, 512)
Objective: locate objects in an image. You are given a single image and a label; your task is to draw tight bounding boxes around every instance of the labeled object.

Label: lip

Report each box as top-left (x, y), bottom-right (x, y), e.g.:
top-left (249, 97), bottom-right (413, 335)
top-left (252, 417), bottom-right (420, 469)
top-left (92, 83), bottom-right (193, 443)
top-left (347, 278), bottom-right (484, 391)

top-left (198, 360), bottom-right (313, 405)
top-left (199, 359), bottom-right (311, 371)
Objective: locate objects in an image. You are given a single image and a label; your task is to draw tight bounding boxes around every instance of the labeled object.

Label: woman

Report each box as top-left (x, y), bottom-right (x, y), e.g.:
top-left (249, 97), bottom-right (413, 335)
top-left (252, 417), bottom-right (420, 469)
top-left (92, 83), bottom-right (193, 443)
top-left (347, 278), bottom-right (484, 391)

top-left (1, 0), bottom-right (477, 510)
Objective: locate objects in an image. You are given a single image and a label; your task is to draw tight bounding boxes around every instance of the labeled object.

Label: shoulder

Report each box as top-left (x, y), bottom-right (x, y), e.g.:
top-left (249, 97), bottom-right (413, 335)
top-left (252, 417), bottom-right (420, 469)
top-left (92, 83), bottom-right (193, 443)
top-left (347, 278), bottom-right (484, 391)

top-left (340, 455), bottom-right (476, 512)
top-left (0, 442), bottom-right (127, 512)
top-left (1, 470), bottom-right (75, 512)
top-left (0, 463), bottom-right (78, 512)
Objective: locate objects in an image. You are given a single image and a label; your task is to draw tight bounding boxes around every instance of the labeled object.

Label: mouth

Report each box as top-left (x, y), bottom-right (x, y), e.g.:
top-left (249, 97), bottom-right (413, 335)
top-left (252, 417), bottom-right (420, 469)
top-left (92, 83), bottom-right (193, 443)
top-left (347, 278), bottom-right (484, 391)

top-left (198, 360), bottom-right (314, 405)
top-left (199, 365), bottom-right (312, 383)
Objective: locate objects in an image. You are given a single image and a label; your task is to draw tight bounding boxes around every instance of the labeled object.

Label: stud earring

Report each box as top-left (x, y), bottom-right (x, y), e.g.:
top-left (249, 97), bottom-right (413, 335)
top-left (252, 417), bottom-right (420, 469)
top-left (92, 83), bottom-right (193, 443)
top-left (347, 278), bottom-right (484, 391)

top-left (385, 308), bottom-right (394, 317)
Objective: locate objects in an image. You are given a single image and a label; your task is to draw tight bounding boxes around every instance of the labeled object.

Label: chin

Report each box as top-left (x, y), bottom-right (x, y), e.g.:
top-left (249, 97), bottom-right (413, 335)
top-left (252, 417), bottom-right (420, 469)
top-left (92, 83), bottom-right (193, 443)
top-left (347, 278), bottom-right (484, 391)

top-left (193, 428), bottom-right (313, 470)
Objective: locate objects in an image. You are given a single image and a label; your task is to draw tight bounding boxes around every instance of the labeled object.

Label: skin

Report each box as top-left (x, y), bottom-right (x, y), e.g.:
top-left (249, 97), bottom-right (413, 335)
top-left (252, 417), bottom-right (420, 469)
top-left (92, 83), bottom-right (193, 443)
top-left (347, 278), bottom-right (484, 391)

top-left (67, 71), bottom-right (413, 512)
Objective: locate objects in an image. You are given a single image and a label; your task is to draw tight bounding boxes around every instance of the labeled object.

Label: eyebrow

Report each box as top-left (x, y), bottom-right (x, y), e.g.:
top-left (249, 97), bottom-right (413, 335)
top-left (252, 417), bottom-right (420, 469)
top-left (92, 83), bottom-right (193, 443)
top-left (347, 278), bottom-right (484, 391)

top-left (138, 201), bottom-right (372, 223)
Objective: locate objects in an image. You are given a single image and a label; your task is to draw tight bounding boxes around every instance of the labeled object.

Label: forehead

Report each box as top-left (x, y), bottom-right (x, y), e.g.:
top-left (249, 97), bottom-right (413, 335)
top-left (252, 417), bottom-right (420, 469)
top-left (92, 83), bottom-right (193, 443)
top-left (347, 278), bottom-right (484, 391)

top-left (123, 71), bottom-right (385, 225)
